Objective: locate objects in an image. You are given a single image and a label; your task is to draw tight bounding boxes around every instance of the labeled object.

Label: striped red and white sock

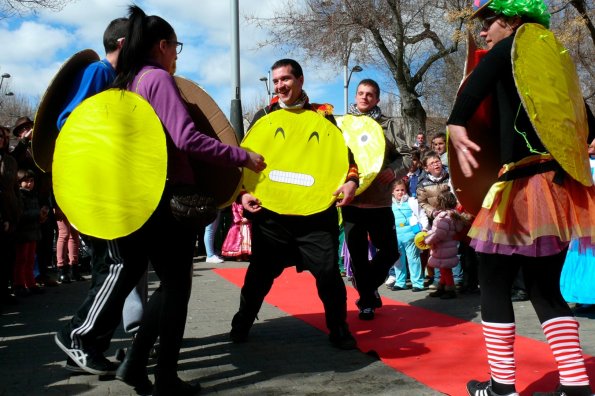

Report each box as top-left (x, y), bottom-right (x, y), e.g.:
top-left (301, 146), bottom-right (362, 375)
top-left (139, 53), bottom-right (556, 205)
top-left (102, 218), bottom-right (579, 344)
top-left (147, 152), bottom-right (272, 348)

top-left (542, 317), bottom-right (590, 387)
top-left (482, 321), bottom-right (516, 386)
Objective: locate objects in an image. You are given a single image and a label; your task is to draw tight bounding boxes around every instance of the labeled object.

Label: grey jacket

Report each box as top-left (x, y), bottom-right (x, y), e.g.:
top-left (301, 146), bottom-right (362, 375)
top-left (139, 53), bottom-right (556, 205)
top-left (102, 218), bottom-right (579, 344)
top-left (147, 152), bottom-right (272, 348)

top-left (349, 115), bottom-right (412, 208)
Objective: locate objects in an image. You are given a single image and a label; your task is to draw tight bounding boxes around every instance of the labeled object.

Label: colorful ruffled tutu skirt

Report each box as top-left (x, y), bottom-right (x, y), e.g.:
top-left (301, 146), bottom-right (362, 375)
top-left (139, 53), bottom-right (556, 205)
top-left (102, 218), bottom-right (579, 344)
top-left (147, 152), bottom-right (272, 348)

top-left (469, 155), bottom-right (595, 257)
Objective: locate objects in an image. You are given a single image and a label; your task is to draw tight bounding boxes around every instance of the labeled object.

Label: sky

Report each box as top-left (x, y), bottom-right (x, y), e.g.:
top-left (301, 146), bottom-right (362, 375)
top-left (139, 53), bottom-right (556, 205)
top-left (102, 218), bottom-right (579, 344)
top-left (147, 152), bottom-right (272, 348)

top-left (0, 0), bottom-right (377, 121)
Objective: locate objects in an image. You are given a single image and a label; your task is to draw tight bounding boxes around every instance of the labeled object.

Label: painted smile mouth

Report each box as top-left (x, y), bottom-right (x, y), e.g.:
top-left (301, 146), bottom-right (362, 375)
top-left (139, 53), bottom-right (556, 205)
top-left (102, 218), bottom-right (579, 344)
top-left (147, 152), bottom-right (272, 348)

top-left (269, 170), bottom-right (314, 187)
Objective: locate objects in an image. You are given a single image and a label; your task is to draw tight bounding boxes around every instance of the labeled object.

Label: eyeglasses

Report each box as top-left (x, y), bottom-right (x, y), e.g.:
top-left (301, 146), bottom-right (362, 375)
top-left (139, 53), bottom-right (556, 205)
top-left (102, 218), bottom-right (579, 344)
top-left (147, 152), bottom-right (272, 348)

top-left (167, 40), bottom-right (183, 54)
top-left (481, 15), bottom-right (499, 31)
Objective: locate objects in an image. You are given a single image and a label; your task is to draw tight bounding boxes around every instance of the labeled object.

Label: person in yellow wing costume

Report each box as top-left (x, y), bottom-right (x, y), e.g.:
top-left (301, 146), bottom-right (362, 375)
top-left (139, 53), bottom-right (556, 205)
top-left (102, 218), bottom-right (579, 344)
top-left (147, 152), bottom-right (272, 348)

top-left (340, 79), bottom-right (412, 320)
top-left (231, 58), bottom-right (360, 350)
top-left (447, 0), bottom-right (595, 394)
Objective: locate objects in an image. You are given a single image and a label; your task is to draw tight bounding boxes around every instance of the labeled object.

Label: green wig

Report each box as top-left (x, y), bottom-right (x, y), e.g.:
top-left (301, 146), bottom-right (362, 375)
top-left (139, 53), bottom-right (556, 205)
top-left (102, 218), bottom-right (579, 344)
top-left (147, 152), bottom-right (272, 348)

top-left (488, 0), bottom-right (551, 28)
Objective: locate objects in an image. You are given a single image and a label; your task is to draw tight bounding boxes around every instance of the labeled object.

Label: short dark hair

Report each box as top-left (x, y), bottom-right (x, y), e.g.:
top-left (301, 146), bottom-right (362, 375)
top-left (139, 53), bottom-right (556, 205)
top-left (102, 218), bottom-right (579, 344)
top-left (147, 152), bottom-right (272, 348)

top-left (431, 131), bottom-right (446, 142)
top-left (271, 59), bottom-right (303, 79)
top-left (357, 79), bottom-right (380, 98)
top-left (17, 169), bottom-right (36, 182)
top-left (421, 150), bottom-right (441, 166)
top-left (103, 18), bottom-right (129, 53)
top-left (410, 148), bottom-right (421, 162)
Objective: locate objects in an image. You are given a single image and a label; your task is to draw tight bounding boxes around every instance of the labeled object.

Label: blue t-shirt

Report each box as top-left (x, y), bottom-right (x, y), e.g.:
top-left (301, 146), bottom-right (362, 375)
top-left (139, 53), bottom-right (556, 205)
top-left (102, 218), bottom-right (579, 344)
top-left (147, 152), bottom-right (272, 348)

top-left (57, 59), bottom-right (115, 130)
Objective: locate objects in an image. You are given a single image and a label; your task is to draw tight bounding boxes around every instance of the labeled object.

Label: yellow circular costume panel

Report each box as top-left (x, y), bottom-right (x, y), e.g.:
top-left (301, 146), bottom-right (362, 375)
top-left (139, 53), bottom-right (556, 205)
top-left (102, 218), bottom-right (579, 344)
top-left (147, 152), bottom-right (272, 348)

top-left (241, 109), bottom-right (348, 215)
top-left (512, 23), bottom-right (592, 186)
top-left (53, 89), bottom-right (167, 239)
top-left (336, 114), bottom-right (385, 195)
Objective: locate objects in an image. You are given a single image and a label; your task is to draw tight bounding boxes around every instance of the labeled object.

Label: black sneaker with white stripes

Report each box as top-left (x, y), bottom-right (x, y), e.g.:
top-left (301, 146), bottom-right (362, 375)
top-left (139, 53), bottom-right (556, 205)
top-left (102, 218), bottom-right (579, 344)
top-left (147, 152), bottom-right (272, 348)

top-left (467, 380), bottom-right (519, 396)
top-left (54, 332), bottom-right (117, 375)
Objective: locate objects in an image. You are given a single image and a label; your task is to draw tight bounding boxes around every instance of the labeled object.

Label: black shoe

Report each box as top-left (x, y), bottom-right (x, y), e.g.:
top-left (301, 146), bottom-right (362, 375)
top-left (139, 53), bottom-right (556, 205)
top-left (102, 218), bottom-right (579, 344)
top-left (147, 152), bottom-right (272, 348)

top-left (533, 384), bottom-right (592, 396)
top-left (54, 332), bottom-right (117, 375)
top-left (14, 286), bottom-right (31, 297)
top-left (153, 377), bottom-right (201, 396)
top-left (29, 285), bottom-right (45, 295)
top-left (65, 357), bottom-right (86, 373)
top-left (59, 267), bottom-right (72, 284)
top-left (116, 354), bottom-right (153, 394)
top-left (391, 285), bottom-right (407, 291)
top-left (358, 307), bottom-right (375, 320)
top-left (329, 324), bottom-right (357, 350)
top-left (429, 288), bottom-right (445, 298)
top-left (411, 287), bottom-right (427, 292)
top-left (440, 290), bottom-right (457, 299)
top-left (511, 290), bottom-right (529, 302)
top-left (229, 311), bottom-right (254, 343)
top-left (467, 380), bottom-right (519, 396)
top-left (71, 267), bottom-right (86, 282)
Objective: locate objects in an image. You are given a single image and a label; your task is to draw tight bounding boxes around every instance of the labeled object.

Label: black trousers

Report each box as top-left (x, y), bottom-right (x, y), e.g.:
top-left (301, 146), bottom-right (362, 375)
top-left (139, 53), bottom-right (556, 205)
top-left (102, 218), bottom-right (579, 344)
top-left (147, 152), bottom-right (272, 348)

top-left (342, 206), bottom-right (400, 308)
top-left (61, 236), bottom-right (124, 353)
top-left (239, 207), bottom-right (348, 330)
top-left (478, 249), bottom-right (573, 324)
top-left (61, 197), bottom-right (195, 380)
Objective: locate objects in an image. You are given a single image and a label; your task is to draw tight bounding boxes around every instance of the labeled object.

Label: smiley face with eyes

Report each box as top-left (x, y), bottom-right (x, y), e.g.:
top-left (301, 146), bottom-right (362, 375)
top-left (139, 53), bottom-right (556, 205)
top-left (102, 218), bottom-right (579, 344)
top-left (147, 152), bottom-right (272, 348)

top-left (241, 109), bottom-right (349, 215)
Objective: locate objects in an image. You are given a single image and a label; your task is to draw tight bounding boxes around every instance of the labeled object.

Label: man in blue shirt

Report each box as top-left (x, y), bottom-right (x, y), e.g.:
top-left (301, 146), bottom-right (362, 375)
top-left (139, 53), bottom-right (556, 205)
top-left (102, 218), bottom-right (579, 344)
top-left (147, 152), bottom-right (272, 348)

top-left (52, 17), bottom-right (130, 377)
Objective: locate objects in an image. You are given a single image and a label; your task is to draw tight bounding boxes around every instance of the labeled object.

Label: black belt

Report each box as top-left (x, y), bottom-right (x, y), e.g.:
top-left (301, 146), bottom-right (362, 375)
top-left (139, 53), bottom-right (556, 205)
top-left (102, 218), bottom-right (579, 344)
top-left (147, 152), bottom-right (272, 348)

top-left (497, 160), bottom-right (565, 185)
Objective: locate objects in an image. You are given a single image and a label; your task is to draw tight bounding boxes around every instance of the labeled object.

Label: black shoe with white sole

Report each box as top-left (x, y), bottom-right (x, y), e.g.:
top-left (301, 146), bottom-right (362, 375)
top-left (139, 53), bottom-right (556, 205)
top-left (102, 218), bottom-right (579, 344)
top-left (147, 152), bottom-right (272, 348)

top-left (54, 332), bottom-right (117, 375)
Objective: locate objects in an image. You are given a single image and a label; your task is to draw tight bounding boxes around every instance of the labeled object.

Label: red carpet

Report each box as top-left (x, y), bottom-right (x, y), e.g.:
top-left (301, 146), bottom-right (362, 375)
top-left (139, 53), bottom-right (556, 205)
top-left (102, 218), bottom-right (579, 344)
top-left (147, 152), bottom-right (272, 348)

top-left (214, 268), bottom-right (595, 396)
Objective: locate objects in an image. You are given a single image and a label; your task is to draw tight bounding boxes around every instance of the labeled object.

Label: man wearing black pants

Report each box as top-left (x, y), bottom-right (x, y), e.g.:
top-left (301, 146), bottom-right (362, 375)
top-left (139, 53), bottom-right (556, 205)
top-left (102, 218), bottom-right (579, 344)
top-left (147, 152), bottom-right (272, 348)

top-left (230, 58), bottom-right (359, 349)
top-left (343, 79), bottom-right (411, 320)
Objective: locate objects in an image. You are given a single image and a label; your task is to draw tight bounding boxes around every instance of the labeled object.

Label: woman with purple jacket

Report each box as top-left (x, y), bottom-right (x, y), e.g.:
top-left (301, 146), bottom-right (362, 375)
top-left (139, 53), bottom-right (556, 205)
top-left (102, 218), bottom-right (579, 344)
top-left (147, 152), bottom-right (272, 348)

top-left (110, 5), bottom-right (265, 395)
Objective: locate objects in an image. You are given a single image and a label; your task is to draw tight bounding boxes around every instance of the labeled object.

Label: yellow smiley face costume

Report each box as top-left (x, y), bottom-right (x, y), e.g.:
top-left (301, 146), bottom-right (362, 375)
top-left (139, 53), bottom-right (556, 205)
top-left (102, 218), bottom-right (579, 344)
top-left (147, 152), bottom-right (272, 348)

top-left (241, 109), bottom-right (348, 215)
top-left (335, 114), bottom-right (385, 195)
top-left (53, 89), bottom-right (167, 240)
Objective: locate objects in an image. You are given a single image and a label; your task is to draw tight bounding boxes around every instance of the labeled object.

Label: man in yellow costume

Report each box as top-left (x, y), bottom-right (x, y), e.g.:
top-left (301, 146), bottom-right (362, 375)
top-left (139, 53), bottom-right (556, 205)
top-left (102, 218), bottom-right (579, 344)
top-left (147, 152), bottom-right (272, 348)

top-left (230, 59), bottom-right (359, 350)
top-left (447, 0), bottom-right (595, 394)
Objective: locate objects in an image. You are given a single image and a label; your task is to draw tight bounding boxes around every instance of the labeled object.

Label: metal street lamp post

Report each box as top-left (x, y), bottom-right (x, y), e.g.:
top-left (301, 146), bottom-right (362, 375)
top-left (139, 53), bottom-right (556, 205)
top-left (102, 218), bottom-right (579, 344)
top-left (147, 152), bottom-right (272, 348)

top-left (343, 64), bottom-right (363, 114)
top-left (229, 0), bottom-right (244, 141)
top-left (0, 73), bottom-right (10, 92)
top-left (259, 71), bottom-right (271, 102)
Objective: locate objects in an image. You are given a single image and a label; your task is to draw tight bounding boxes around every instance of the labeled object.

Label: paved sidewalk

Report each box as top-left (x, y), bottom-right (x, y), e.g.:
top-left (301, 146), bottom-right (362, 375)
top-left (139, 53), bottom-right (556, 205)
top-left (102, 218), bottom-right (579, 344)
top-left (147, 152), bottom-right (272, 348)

top-left (1, 258), bottom-right (594, 395)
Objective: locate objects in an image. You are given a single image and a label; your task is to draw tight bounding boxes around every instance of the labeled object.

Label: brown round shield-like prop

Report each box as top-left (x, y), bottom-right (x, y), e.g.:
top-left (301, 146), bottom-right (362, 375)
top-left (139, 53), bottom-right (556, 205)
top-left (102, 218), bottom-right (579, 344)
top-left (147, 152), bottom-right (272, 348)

top-left (32, 49), bottom-right (100, 173)
top-left (175, 76), bottom-right (243, 208)
top-left (448, 31), bottom-right (500, 215)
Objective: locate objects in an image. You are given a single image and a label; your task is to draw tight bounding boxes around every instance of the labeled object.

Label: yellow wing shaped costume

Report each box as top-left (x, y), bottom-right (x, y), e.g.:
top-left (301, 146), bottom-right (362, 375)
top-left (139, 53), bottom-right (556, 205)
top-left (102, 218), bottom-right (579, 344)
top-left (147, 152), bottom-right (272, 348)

top-left (335, 114), bottom-right (385, 195)
top-left (513, 23), bottom-right (592, 186)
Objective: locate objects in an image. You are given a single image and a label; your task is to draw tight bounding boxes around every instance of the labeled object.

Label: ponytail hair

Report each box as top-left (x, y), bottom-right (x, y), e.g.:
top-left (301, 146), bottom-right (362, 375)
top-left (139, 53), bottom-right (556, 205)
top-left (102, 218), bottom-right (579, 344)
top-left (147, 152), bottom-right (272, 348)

top-left (113, 5), bottom-right (175, 89)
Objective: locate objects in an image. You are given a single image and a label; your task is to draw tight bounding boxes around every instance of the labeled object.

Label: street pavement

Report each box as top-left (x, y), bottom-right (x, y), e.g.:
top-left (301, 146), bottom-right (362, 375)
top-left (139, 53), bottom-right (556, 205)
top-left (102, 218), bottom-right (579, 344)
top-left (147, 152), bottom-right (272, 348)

top-left (1, 257), bottom-right (594, 396)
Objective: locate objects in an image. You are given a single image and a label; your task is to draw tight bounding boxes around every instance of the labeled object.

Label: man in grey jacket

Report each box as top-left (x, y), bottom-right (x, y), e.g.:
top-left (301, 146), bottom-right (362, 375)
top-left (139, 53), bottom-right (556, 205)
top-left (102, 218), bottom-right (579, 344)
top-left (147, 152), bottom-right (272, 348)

top-left (342, 79), bottom-right (411, 320)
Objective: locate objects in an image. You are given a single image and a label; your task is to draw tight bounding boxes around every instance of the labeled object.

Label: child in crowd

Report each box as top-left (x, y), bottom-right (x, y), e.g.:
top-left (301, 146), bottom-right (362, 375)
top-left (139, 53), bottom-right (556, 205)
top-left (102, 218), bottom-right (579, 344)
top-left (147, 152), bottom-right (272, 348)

top-left (413, 132), bottom-right (429, 152)
top-left (417, 151), bottom-right (451, 289)
top-left (390, 179), bottom-right (428, 292)
top-left (13, 169), bottom-right (49, 296)
top-left (405, 149), bottom-right (423, 198)
top-left (222, 202), bottom-right (252, 260)
top-left (54, 204), bottom-right (83, 283)
top-left (424, 191), bottom-right (465, 299)
top-left (430, 132), bottom-right (448, 169)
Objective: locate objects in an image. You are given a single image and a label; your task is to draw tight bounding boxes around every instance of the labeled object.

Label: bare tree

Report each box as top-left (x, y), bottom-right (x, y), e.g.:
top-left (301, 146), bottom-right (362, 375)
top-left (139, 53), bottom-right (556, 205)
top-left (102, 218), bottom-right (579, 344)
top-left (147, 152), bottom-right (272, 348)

top-left (1, 0), bottom-right (72, 19)
top-left (247, 0), bottom-right (468, 144)
top-left (549, 0), bottom-right (595, 103)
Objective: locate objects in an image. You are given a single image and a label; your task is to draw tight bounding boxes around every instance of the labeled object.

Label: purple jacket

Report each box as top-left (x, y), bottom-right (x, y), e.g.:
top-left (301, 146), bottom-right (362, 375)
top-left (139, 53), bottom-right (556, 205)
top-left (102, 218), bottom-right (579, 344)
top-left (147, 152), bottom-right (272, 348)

top-left (131, 64), bottom-right (249, 185)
